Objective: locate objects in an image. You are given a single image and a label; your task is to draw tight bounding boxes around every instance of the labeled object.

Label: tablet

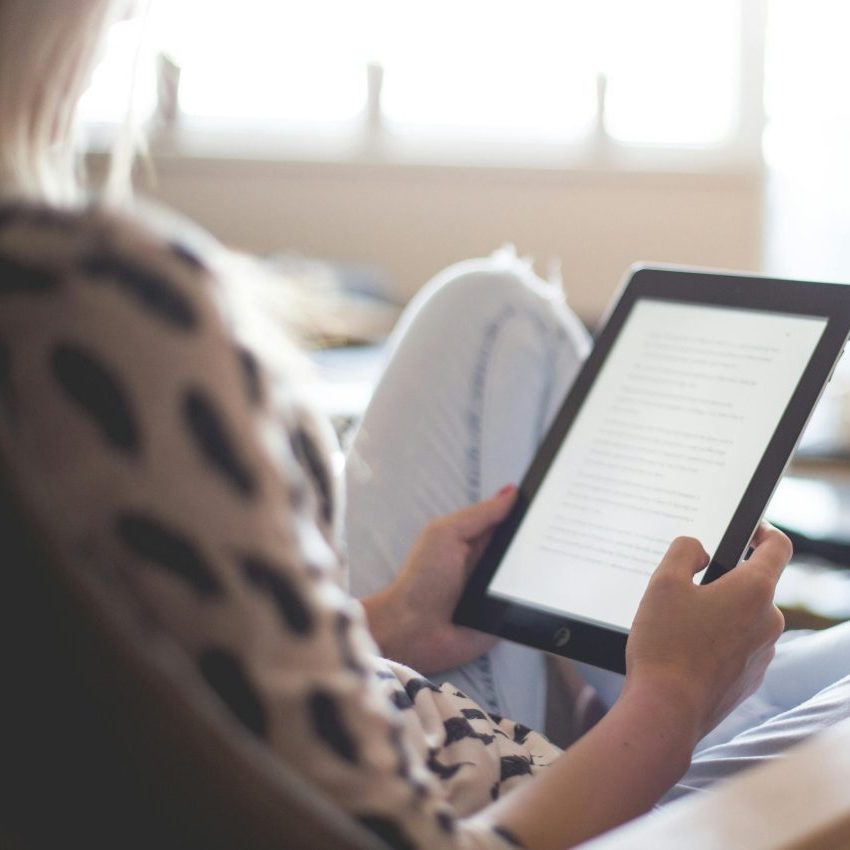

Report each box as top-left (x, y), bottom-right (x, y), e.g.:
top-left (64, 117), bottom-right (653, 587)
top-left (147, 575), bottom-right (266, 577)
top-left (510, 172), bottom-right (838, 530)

top-left (454, 266), bottom-right (850, 673)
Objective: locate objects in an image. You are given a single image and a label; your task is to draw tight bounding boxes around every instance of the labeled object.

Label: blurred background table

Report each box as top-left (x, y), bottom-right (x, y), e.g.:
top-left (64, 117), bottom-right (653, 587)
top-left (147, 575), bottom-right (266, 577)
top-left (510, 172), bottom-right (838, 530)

top-left (768, 354), bottom-right (850, 629)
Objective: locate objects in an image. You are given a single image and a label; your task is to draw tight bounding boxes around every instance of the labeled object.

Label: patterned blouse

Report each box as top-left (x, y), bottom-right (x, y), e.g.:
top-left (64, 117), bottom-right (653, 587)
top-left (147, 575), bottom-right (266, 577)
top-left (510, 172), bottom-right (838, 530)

top-left (0, 202), bottom-right (563, 850)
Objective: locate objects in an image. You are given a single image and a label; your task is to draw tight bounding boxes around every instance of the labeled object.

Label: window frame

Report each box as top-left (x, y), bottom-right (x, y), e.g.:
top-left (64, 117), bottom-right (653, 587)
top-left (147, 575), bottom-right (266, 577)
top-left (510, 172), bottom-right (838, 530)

top-left (83, 0), bottom-right (768, 176)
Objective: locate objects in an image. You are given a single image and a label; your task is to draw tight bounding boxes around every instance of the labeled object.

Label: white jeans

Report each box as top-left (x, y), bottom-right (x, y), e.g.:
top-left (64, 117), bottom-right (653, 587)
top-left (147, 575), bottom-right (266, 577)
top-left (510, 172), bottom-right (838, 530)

top-left (344, 250), bottom-right (850, 795)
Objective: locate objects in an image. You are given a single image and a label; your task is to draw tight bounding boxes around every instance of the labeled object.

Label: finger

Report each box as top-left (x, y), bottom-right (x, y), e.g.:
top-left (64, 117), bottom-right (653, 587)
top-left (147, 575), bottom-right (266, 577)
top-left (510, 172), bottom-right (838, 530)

top-left (747, 522), bottom-right (772, 549)
top-left (749, 522), bottom-right (789, 551)
top-left (654, 536), bottom-right (709, 580)
top-left (739, 525), bottom-right (793, 584)
top-left (468, 528), bottom-right (498, 572)
top-left (450, 485), bottom-right (518, 540)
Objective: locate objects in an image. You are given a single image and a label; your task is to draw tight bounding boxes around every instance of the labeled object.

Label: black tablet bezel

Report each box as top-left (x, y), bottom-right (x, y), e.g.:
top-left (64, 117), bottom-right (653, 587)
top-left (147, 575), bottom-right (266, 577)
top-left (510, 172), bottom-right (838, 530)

top-left (453, 265), bottom-right (850, 674)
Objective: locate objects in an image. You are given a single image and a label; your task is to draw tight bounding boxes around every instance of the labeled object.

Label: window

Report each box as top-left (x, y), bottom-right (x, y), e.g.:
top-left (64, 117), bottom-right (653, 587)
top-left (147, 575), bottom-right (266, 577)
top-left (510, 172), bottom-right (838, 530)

top-left (82, 0), bottom-right (759, 161)
top-left (764, 0), bottom-right (850, 170)
top-left (602, 0), bottom-right (741, 146)
top-left (762, 0), bottom-right (850, 279)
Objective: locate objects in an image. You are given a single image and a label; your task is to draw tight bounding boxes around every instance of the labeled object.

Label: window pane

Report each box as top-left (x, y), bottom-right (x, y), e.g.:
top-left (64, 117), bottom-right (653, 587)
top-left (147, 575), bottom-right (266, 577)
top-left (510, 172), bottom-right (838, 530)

top-left (80, 0), bottom-right (744, 150)
top-left (377, 0), bottom-right (598, 140)
top-left (161, 0), bottom-right (366, 123)
top-left (603, 0), bottom-right (741, 146)
top-left (764, 0), bottom-right (850, 168)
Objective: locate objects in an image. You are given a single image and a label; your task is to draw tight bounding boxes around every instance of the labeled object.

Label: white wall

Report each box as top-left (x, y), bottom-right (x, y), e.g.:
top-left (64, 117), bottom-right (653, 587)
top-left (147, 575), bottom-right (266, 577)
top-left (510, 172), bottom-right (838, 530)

top-left (139, 155), bottom-right (763, 323)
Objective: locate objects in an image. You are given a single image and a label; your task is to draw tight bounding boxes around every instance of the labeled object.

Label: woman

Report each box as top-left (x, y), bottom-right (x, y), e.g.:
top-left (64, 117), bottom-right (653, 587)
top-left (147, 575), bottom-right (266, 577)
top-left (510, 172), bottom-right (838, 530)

top-left (2, 3), bottom-right (850, 849)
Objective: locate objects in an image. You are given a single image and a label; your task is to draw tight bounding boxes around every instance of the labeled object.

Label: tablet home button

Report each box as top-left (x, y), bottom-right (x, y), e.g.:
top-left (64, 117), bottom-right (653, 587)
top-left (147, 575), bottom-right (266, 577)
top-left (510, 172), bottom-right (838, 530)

top-left (553, 626), bottom-right (572, 648)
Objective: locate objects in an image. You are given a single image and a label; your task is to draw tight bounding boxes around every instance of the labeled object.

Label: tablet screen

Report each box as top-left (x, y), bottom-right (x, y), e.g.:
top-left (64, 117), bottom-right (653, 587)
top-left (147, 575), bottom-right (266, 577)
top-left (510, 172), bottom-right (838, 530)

top-left (487, 299), bottom-right (828, 632)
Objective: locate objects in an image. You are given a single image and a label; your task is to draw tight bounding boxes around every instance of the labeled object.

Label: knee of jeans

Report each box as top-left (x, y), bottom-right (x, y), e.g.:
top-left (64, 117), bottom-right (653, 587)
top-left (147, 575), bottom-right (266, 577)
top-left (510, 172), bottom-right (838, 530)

top-left (417, 254), bottom-right (561, 325)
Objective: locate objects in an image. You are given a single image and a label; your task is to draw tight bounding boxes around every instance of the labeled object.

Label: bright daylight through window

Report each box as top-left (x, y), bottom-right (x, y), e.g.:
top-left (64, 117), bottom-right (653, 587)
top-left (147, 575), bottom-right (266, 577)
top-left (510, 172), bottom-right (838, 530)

top-left (81, 0), bottom-right (749, 155)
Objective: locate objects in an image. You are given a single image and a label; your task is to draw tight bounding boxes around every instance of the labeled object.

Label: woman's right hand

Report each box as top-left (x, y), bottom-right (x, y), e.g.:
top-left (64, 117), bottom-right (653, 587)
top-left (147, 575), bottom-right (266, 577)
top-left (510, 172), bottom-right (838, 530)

top-left (486, 526), bottom-right (792, 849)
top-left (625, 524), bottom-right (791, 741)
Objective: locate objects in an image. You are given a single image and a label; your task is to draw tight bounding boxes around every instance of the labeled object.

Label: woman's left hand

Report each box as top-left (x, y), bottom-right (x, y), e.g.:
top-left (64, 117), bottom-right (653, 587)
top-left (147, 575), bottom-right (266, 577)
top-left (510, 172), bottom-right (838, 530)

top-left (362, 486), bottom-right (518, 674)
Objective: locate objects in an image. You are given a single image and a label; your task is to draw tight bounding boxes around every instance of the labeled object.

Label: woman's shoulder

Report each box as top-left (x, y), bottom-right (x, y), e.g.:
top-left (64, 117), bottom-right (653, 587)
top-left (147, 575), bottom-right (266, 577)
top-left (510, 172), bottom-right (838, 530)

top-left (0, 199), bottom-right (213, 301)
top-left (0, 197), bottom-right (341, 544)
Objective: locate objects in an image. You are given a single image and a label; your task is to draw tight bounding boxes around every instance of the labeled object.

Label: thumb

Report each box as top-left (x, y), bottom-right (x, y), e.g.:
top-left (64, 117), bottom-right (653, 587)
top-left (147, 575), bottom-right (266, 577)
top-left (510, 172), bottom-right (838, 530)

top-left (655, 536), bottom-right (710, 581)
top-left (450, 485), bottom-right (518, 540)
top-left (738, 523), bottom-right (792, 585)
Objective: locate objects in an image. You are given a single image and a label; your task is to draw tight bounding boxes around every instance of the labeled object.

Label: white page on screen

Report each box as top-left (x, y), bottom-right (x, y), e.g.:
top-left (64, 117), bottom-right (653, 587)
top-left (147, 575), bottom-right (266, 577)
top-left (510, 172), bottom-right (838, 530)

top-left (487, 299), bottom-right (828, 632)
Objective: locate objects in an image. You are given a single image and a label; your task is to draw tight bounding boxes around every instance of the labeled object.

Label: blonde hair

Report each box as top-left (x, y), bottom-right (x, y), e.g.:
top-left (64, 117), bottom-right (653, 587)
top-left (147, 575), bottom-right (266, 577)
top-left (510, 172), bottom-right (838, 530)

top-left (0, 0), bottom-right (124, 204)
top-left (0, 0), bottom-right (319, 369)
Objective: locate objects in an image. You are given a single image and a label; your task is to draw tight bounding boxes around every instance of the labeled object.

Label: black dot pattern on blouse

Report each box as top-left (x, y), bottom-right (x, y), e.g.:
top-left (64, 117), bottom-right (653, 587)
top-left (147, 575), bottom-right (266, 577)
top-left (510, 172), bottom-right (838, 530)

top-left (499, 755), bottom-right (535, 783)
top-left (334, 610), bottom-right (367, 676)
top-left (183, 386), bottom-right (257, 497)
top-left (239, 553), bottom-right (313, 635)
top-left (169, 241), bottom-right (206, 272)
top-left (404, 677), bottom-right (442, 703)
top-left (308, 689), bottom-right (359, 764)
top-left (235, 345), bottom-right (263, 406)
top-left (443, 717), bottom-right (496, 747)
top-left (116, 512), bottom-right (222, 596)
top-left (198, 646), bottom-right (267, 738)
top-left (0, 201), bottom-right (550, 850)
top-left (51, 342), bottom-right (140, 454)
top-left (426, 750), bottom-right (468, 781)
top-left (289, 425), bottom-right (333, 524)
top-left (0, 253), bottom-right (59, 295)
top-left (82, 253), bottom-right (199, 330)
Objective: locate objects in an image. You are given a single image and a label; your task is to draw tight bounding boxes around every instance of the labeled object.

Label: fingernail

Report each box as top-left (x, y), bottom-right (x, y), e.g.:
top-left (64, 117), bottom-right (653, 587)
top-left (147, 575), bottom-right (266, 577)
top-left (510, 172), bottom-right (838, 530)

top-left (497, 484), bottom-right (516, 497)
